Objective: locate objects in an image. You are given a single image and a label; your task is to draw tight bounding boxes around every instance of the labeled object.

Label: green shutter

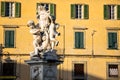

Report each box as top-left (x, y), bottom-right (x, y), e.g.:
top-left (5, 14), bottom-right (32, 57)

top-left (36, 3), bottom-right (40, 15)
top-left (36, 3), bottom-right (41, 10)
top-left (50, 4), bottom-right (56, 16)
top-left (71, 4), bottom-right (76, 19)
top-left (108, 33), bottom-right (112, 48)
top-left (108, 32), bottom-right (117, 49)
top-left (117, 5), bottom-right (120, 20)
top-left (15, 2), bottom-right (21, 18)
top-left (112, 33), bottom-right (117, 48)
top-left (1, 2), bottom-right (6, 17)
top-left (84, 5), bottom-right (89, 19)
top-left (5, 31), bottom-right (14, 48)
top-left (79, 32), bottom-right (84, 48)
top-left (104, 5), bottom-right (109, 19)
top-left (10, 31), bottom-right (14, 47)
top-left (37, 3), bottom-right (40, 9)
top-left (5, 31), bottom-right (10, 47)
top-left (75, 32), bottom-right (80, 48)
top-left (75, 32), bottom-right (84, 48)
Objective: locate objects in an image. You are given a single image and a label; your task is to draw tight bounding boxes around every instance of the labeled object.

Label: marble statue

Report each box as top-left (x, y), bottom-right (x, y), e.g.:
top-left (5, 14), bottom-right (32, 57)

top-left (27, 5), bottom-right (60, 58)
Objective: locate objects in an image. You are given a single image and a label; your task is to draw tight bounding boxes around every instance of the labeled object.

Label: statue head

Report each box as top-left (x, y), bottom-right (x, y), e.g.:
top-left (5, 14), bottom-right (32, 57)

top-left (38, 5), bottom-right (46, 11)
top-left (27, 20), bottom-right (35, 27)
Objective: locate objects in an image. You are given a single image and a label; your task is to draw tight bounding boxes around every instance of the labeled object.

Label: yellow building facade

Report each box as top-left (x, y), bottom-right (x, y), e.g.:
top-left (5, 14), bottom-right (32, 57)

top-left (0, 0), bottom-right (120, 80)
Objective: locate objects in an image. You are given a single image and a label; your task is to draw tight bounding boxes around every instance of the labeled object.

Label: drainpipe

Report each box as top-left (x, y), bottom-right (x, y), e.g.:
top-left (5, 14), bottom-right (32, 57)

top-left (91, 30), bottom-right (96, 57)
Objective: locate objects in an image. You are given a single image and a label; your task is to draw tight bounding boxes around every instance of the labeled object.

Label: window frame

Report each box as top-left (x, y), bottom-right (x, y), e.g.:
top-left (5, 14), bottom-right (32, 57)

top-left (74, 28), bottom-right (86, 49)
top-left (104, 4), bottom-right (120, 20)
top-left (1, 1), bottom-right (21, 18)
top-left (72, 61), bottom-right (87, 80)
top-left (107, 30), bottom-right (118, 49)
top-left (71, 4), bottom-right (89, 19)
top-left (0, 60), bottom-right (17, 80)
top-left (106, 62), bottom-right (120, 80)
top-left (4, 28), bottom-right (16, 48)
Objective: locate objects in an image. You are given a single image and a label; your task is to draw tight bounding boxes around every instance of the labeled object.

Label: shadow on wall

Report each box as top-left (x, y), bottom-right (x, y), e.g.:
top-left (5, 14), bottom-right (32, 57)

top-left (15, 63), bottom-right (104, 80)
top-left (58, 67), bottom-right (104, 80)
top-left (15, 63), bottom-right (30, 80)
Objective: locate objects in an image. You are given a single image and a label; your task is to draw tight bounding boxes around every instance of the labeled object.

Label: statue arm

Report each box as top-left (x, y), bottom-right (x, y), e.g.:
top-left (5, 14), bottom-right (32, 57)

top-left (30, 29), bottom-right (40, 34)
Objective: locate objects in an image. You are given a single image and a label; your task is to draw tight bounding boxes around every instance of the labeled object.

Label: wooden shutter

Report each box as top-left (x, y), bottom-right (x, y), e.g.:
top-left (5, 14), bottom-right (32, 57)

top-left (108, 32), bottom-right (117, 49)
top-left (5, 31), bottom-right (10, 47)
top-left (117, 5), bottom-right (120, 20)
top-left (10, 31), bottom-right (14, 47)
top-left (37, 3), bottom-right (40, 8)
top-left (36, 3), bottom-right (40, 15)
top-left (71, 4), bottom-right (76, 19)
top-left (75, 32), bottom-right (80, 48)
top-left (5, 31), bottom-right (14, 48)
top-left (79, 32), bottom-right (84, 48)
top-left (84, 5), bottom-right (89, 19)
top-left (75, 32), bottom-right (84, 48)
top-left (50, 4), bottom-right (56, 16)
top-left (1, 2), bottom-right (6, 17)
top-left (15, 2), bottom-right (21, 18)
top-left (104, 5), bottom-right (109, 19)
top-left (112, 33), bottom-right (117, 48)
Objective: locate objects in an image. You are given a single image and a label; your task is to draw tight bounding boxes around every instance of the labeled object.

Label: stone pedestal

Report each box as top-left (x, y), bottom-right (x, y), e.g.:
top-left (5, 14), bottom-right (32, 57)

top-left (25, 50), bottom-right (63, 80)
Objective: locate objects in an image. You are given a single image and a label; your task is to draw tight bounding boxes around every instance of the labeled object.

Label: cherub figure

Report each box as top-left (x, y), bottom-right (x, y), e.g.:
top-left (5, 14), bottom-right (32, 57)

top-left (49, 18), bottom-right (60, 50)
top-left (27, 20), bottom-right (42, 56)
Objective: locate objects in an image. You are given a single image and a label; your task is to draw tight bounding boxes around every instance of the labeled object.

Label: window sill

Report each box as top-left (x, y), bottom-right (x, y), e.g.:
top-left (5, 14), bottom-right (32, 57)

top-left (107, 48), bottom-right (118, 50)
top-left (73, 48), bottom-right (85, 49)
top-left (107, 77), bottom-right (119, 80)
top-left (1, 16), bottom-right (21, 18)
top-left (4, 47), bottom-right (16, 48)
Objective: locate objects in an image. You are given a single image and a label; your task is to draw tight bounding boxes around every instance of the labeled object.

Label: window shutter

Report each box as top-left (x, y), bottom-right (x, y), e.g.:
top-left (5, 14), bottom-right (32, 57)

top-left (79, 32), bottom-right (84, 48)
top-left (1, 2), bottom-right (6, 17)
top-left (104, 5), bottom-right (109, 19)
top-left (108, 33), bottom-right (113, 48)
top-left (37, 3), bottom-right (40, 8)
top-left (5, 31), bottom-right (10, 47)
top-left (36, 3), bottom-right (40, 15)
top-left (10, 31), bottom-right (14, 47)
top-left (71, 4), bottom-right (76, 19)
top-left (112, 33), bottom-right (117, 48)
top-left (84, 5), bottom-right (89, 19)
top-left (75, 32), bottom-right (84, 48)
top-left (117, 5), bottom-right (120, 20)
top-left (50, 4), bottom-right (56, 16)
top-left (15, 2), bottom-right (21, 18)
top-left (108, 33), bottom-right (117, 49)
top-left (5, 31), bottom-right (14, 48)
top-left (75, 32), bottom-right (80, 48)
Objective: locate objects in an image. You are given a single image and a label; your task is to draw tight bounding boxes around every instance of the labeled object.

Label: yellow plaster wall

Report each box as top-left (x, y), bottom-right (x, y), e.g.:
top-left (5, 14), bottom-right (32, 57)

top-left (0, 0), bottom-right (120, 80)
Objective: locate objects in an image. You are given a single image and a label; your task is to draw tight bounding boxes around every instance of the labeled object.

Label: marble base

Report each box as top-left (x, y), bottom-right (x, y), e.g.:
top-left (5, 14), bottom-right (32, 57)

top-left (25, 50), bottom-right (63, 80)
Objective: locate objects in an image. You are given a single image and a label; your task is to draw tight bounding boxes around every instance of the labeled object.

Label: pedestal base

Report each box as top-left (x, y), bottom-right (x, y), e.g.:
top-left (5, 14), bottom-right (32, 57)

top-left (25, 50), bottom-right (63, 80)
